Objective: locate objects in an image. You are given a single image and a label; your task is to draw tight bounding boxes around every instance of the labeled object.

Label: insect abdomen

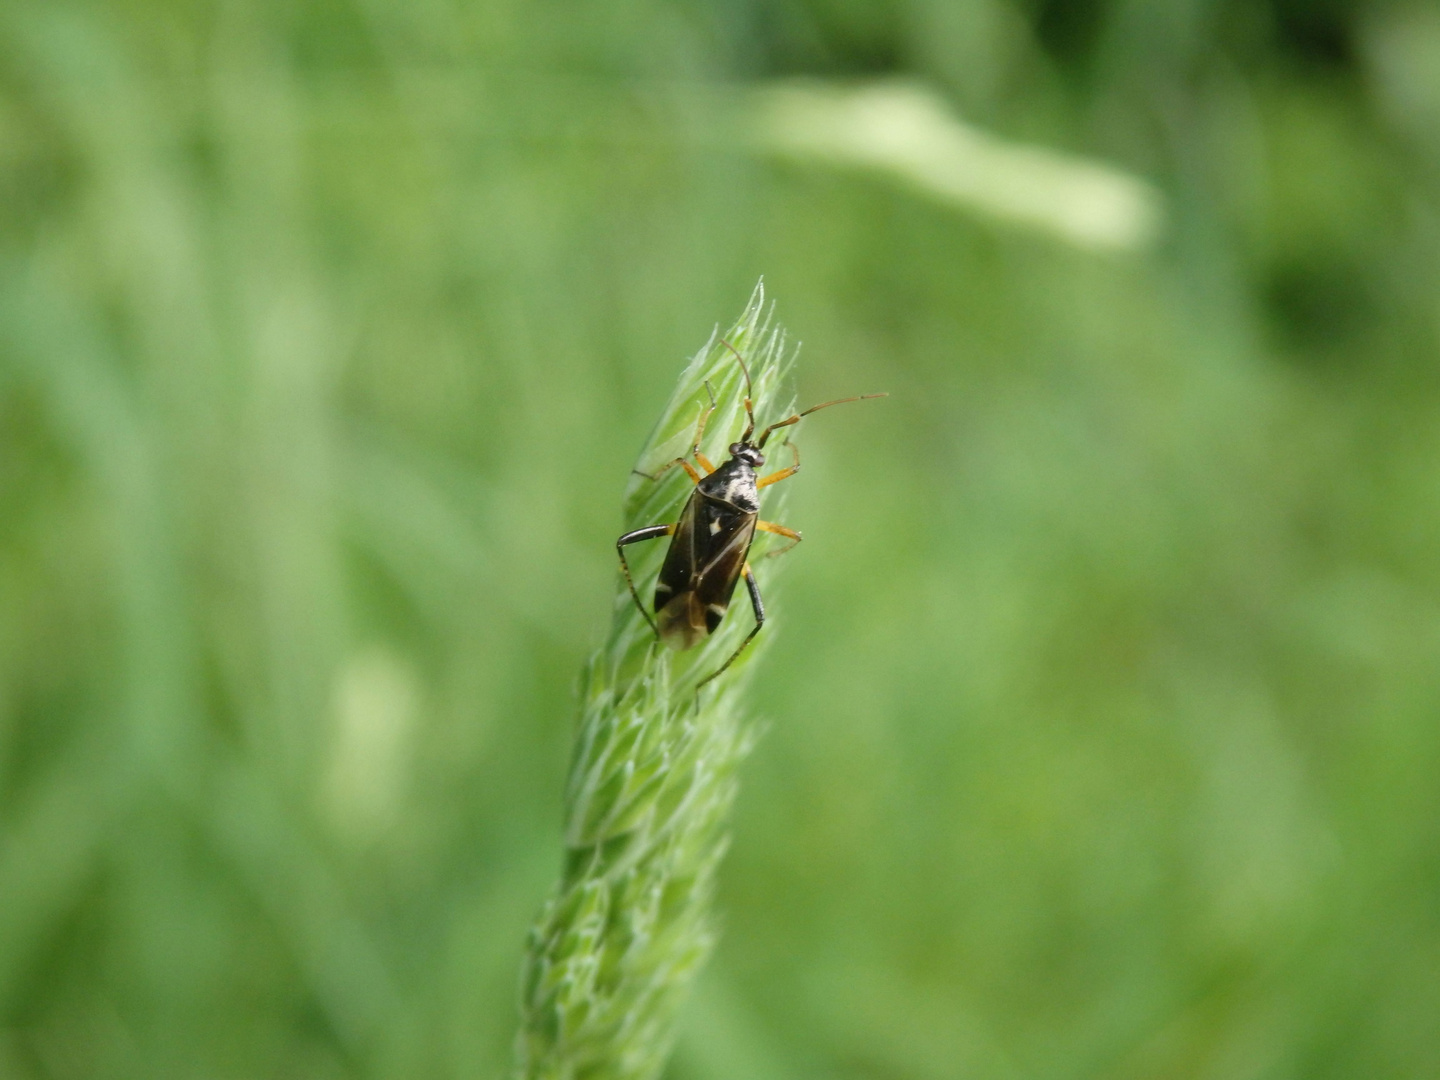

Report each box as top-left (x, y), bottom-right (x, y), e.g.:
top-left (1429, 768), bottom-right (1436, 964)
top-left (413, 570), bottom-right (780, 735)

top-left (656, 591), bottom-right (719, 650)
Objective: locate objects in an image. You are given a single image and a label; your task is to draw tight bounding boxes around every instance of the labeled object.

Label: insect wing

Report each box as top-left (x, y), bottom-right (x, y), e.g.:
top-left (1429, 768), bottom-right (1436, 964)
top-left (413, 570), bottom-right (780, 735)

top-left (690, 499), bottom-right (756, 633)
top-left (654, 491), bottom-right (756, 648)
top-left (654, 490), bottom-right (702, 612)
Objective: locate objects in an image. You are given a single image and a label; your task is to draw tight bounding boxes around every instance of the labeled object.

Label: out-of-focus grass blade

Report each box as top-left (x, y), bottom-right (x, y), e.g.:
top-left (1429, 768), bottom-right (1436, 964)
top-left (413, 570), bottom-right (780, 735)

top-left (754, 80), bottom-right (1164, 252)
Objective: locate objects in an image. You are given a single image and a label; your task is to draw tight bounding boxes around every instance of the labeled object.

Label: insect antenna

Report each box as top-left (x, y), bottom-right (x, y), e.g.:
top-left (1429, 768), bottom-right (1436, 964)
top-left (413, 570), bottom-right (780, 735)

top-left (718, 338), bottom-right (757, 443)
top-left (755, 393), bottom-right (887, 448)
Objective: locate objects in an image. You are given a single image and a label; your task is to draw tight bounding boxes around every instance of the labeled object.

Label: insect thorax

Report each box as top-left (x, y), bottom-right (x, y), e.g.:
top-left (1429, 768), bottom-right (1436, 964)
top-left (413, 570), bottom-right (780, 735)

top-left (698, 459), bottom-right (760, 513)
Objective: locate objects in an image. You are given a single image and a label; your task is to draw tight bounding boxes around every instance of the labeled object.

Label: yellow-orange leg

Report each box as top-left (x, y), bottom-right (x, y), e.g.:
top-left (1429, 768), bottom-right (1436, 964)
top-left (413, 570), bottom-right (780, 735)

top-left (691, 382), bottom-right (718, 474)
top-left (635, 387), bottom-right (719, 482)
top-left (616, 523), bottom-right (674, 637)
top-left (757, 519), bottom-right (802, 558)
top-left (637, 457), bottom-right (703, 485)
top-left (757, 442), bottom-right (801, 489)
top-left (696, 561), bottom-right (764, 698)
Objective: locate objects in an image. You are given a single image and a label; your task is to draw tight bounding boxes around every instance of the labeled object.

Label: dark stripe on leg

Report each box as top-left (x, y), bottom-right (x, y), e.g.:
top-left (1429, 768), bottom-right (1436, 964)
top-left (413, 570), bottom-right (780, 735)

top-left (617, 524), bottom-right (673, 638)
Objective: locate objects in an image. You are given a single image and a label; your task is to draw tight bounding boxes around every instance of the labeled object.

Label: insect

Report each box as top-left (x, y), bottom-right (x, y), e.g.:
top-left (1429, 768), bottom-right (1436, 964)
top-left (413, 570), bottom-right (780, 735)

top-left (617, 342), bottom-right (884, 693)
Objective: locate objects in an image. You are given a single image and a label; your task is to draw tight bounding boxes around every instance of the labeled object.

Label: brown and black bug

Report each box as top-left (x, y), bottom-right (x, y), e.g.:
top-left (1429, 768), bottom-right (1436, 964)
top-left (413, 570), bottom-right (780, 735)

top-left (617, 343), bottom-right (884, 693)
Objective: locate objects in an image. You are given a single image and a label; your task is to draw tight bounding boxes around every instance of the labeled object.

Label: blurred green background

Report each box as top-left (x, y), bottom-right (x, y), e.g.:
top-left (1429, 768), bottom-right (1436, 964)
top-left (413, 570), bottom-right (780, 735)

top-left (4, 0), bottom-right (1440, 1076)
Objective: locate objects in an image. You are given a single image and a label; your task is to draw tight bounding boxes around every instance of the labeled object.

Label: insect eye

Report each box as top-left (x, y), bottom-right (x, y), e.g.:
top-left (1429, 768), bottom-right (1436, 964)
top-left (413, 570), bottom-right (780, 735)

top-left (729, 442), bottom-right (743, 456)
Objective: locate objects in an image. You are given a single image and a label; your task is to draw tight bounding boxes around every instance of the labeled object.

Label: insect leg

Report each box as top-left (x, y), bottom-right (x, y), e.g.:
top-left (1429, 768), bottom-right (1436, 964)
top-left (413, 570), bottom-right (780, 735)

top-left (757, 442), bottom-right (801, 489)
top-left (634, 457), bottom-right (702, 484)
top-left (617, 524), bottom-right (674, 638)
top-left (756, 519), bottom-right (802, 558)
top-left (692, 382), bottom-right (719, 475)
top-left (634, 388), bottom-right (720, 482)
top-left (696, 562), bottom-right (765, 695)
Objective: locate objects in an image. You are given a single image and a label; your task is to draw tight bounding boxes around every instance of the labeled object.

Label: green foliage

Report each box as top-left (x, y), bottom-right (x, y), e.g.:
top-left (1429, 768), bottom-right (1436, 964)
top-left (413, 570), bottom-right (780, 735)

top-left (1, 0), bottom-right (1440, 1078)
top-left (515, 289), bottom-right (794, 1078)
